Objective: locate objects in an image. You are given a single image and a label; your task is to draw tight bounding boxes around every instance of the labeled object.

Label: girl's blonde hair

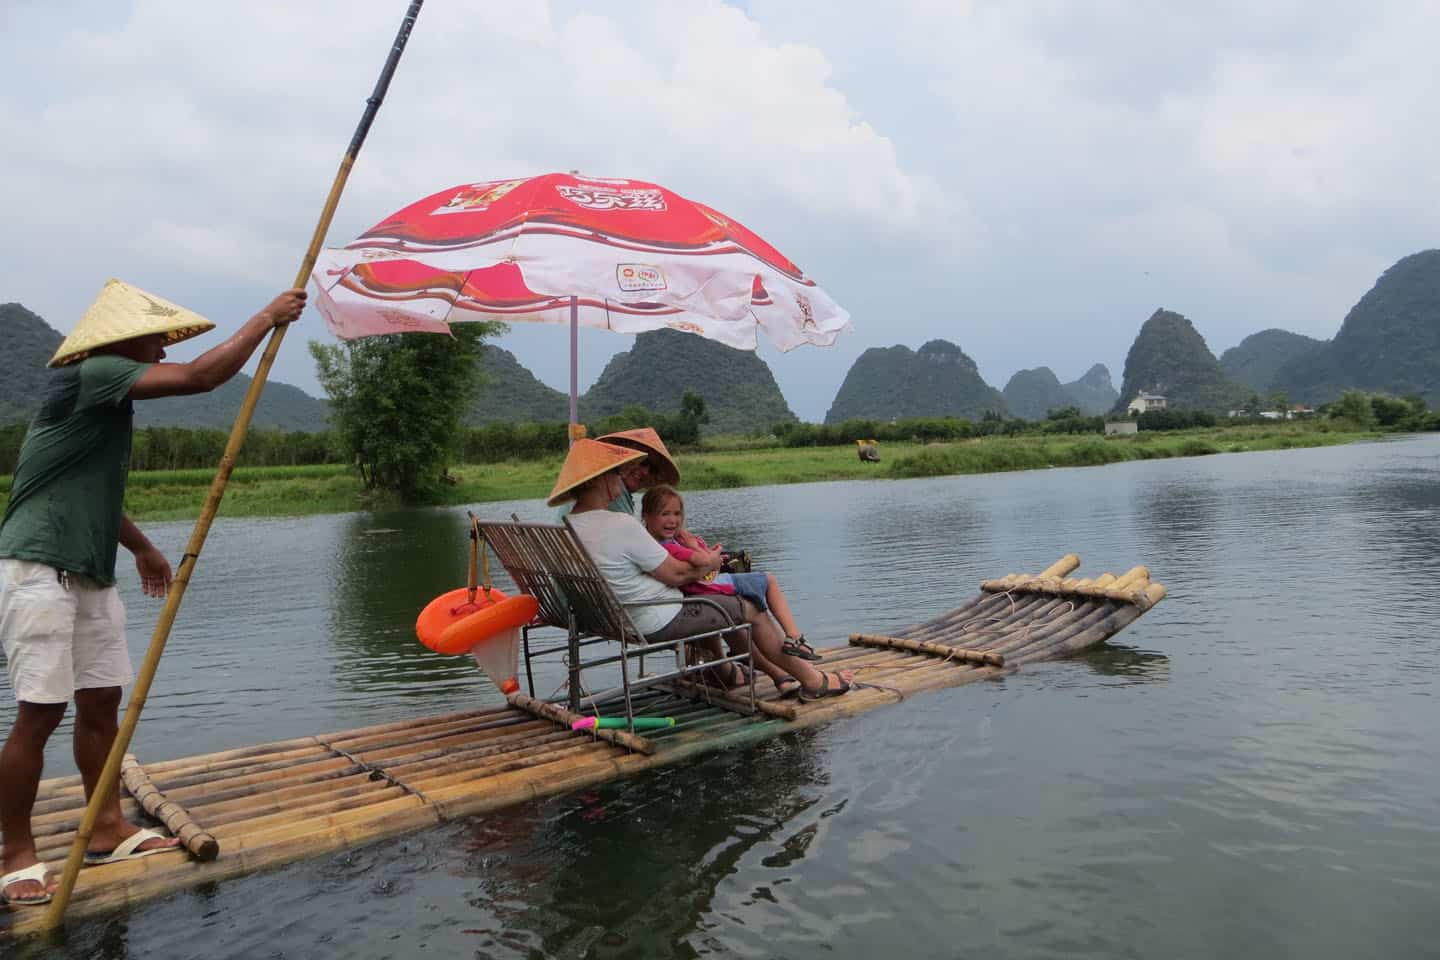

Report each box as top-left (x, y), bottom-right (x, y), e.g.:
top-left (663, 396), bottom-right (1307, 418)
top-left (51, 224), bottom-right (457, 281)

top-left (641, 484), bottom-right (683, 519)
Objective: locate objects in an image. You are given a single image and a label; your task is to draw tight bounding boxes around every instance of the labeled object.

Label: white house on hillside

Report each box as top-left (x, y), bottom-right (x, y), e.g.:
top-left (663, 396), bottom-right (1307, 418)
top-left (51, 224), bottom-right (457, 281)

top-left (1127, 392), bottom-right (1167, 415)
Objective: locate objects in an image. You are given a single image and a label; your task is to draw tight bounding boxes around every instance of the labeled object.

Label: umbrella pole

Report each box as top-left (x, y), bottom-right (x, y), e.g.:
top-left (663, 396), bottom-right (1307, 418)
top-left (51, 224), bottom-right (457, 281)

top-left (42, 0), bottom-right (426, 932)
top-left (568, 295), bottom-right (583, 443)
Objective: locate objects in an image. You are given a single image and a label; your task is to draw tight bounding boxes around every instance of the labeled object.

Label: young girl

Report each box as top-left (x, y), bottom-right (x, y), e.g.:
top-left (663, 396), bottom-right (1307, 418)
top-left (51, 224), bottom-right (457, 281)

top-left (640, 485), bottom-right (821, 661)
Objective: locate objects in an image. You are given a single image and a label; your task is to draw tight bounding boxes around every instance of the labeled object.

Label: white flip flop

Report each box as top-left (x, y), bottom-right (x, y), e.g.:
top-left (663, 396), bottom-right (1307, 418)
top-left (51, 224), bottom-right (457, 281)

top-left (83, 827), bottom-right (177, 866)
top-left (1, 862), bottom-right (53, 906)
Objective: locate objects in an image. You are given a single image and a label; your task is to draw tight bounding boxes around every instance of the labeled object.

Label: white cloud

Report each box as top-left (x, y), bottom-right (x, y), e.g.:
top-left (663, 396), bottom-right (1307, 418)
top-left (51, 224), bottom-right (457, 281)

top-left (3, 0), bottom-right (1438, 420)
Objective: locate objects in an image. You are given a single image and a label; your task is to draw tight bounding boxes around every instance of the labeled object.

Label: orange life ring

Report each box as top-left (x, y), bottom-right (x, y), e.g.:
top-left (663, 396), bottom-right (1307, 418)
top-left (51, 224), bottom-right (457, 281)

top-left (415, 587), bottom-right (539, 656)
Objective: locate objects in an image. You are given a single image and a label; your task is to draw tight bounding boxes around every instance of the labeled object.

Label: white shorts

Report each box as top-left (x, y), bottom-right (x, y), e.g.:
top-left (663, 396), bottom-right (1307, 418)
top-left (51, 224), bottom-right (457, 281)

top-left (0, 558), bottom-right (132, 704)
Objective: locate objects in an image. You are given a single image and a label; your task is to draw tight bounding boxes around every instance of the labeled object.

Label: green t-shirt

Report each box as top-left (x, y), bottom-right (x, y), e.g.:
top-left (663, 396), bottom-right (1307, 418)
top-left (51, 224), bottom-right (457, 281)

top-left (0, 355), bottom-right (150, 585)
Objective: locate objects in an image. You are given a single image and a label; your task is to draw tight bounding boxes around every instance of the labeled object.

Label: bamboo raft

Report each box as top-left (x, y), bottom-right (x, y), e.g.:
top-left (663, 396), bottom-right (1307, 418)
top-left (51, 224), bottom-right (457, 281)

top-left (2, 554), bottom-right (1164, 935)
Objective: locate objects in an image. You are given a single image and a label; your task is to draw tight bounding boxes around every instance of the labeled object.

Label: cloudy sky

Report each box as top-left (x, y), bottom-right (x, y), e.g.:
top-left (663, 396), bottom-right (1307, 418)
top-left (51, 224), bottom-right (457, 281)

top-left (3, 0), bottom-right (1436, 421)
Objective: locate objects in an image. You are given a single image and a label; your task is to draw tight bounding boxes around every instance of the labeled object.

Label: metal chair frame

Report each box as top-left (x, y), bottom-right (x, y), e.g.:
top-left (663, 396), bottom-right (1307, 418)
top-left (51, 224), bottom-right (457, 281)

top-left (477, 519), bottom-right (756, 728)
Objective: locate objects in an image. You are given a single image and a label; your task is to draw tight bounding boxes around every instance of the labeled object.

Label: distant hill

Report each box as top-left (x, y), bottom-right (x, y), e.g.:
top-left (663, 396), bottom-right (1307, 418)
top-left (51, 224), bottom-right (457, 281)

top-left (1, 300), bottom-right (328, 431)
top-left (1002, 367), bottom-right (1075, 421)
top-left (467, 344), bottom-right (568, 424)
top-left (1061, 364), bottom-right (1118, 416)
top-left (579, 329), bottom-right (797, 435)
top-left (1115, 309), bottom-right (1247, 414)
top-left (134, 376), bottom-right (329, 432)
top-left (1271, 250), bottom-right (1440, 405)
top-left (1219, 329), bottom-right (1326, 394)
top-left (0, 303), bottom-right (62, 425)
top-left (825, 339), bottom-right (1007, 424)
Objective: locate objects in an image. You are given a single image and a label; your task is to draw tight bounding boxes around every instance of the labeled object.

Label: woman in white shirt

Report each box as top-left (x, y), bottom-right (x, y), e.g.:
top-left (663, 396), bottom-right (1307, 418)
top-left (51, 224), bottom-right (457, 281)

top-left (550, 439), bottom-right (854, 701)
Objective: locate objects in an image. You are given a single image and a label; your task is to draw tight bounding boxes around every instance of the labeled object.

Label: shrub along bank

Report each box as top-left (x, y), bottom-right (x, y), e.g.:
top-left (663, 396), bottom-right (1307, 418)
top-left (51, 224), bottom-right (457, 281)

top-left (0, 423), bottom-right (1384, 522)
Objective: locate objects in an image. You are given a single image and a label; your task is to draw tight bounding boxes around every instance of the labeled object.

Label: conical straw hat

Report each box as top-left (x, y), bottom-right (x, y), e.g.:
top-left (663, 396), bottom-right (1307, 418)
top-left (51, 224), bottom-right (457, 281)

top-left (49, 279), bottom-right (215, 367)
top-left (596, 427), bottom-right (680, 486)
top-left (547, 439), bottom-right (647, 506)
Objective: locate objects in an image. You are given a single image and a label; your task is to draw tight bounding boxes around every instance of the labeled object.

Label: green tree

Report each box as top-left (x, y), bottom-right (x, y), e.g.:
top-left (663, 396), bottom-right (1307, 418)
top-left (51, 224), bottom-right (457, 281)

top-left (1328, 389), bottom-right (1377, 427)
top-left (310, 322), bottom-right (502, 499)
top-left (680, 390), bottom-right (709, 427)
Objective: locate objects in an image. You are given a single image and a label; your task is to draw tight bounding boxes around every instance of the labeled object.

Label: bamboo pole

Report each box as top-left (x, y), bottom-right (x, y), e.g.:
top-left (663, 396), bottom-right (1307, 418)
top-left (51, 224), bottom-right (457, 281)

top-left (985, 601), bottom-right (1113, 657)
top-left (1009, 604), bottom-right (1147, 665)
top-left (977, 565), bottom-right (1155, 604)
top-left (44, 3), bottom-right (427, 930)
top-left (841, 660), bottom-right (976, 692)
top-left (906, 592), bottom-right (1048, 642)
top-left (161, 756), bottom-right (359, 802)
top-left (848, 633), bottom-right (1004, 666)
top-left (941, 594), bottom-right (1072, 650)
top-left (151, 748), bottom-right (342, 793)
top-left (664, 678), bottom-right (797, 721)
top-left (117, 756), bottom-right (218, 861)
top-left (1038, 554), bottom-right (1081, 579)
top-left (145, 714), bottom-right (533, 795)
top-left (138, 707), bottom-right (514, 777)
top-left (158, 721), bottom-right (557, 813)
top-left (179, 773), bottom-right (394, 829)
top-left (900, 591), bottom-right (1011, 639)
top-left (337, 721), bottom-right (556, 766)
top-left (381, 731), bottom-right (581, 782)
top-left (404, 742), bottom-right (605, 795)
top-left (327, 713), bottom-right (533, 754)
top-left (507, 693), bottom-right (655, 755)
top-left (646, 681), bottom-right (768, 721)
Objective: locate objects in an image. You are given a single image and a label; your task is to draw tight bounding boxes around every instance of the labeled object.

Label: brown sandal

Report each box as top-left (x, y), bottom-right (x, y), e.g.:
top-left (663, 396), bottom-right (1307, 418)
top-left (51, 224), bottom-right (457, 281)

top-left (798, 671), bottom-right (854, 702)
top-left (780, 635), bottom-right (822, 661)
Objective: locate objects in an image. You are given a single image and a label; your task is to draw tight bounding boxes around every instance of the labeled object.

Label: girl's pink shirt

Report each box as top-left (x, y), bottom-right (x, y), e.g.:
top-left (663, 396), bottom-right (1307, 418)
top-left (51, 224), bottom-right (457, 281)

top-left (659, 538), bottom-right (734, 596)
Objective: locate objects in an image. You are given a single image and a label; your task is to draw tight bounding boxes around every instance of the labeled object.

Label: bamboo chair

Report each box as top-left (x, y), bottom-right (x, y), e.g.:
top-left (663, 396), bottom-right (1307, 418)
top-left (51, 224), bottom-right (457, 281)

top-left (477, 519), bottom-right (756, 725)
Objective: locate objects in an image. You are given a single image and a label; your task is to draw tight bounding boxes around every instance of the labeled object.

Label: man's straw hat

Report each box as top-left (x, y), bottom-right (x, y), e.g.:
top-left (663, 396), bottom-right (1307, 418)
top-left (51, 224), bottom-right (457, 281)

top-left (547, 439), bottom-right (647, 506)
top-left (49, 279), bottom-right (215, 368)
top-left (595, 427), bottom-right (680, 486)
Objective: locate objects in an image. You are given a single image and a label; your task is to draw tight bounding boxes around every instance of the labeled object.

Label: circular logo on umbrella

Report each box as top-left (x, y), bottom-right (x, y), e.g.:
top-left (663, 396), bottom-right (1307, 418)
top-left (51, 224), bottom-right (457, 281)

top-left (617, 264), bottom-right (667, 292)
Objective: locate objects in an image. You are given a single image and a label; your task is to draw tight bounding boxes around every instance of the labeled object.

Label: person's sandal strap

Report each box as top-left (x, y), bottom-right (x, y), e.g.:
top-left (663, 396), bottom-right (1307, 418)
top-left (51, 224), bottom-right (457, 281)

top-left (1, 863), bottom-right (52, 906)
top-left (781, 636), bottom-right (821, 661)
top-left (799, 672), bottom-right (853, 702)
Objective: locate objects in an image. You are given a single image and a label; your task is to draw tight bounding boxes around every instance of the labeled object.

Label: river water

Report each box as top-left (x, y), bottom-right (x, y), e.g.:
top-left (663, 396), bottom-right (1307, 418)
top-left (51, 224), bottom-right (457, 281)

top-left (7, 435), bottom-right (1440, 958)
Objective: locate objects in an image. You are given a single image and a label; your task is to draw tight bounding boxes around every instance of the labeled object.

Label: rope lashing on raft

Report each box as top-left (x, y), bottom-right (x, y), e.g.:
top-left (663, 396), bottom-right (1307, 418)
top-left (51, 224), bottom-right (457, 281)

top-left (312, 736), bottom-right (432, 805)
top-left (951, 591), bottom-right (1078, 657)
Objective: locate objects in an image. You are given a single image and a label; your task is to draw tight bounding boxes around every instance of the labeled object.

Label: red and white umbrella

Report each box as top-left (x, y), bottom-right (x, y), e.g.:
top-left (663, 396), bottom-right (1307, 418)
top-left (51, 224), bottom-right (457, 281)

top-left (311, 172), bottom-right (850, 422)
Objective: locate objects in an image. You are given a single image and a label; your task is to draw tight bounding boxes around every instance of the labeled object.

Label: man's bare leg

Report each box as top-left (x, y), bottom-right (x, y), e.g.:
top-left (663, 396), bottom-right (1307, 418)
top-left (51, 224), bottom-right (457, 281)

top-left (72, 687), bottom-right (177, 856)
top-left (1, 701), bottom-right (65, 898)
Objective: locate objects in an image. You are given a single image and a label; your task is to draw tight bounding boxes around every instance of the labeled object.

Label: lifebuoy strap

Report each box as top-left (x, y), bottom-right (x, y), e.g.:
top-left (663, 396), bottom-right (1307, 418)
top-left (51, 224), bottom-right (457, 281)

top-left (467, 511), bottom-right (497, 605)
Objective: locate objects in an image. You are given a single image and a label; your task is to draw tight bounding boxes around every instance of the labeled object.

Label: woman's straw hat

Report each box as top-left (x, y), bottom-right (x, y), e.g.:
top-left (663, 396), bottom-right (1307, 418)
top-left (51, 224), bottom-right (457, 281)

top-left (547, 439), bottom-right (647, 506)
top-left (595, 427), bottom-right (680, 486)
top-left (49, 279), bottom-right (215, 368)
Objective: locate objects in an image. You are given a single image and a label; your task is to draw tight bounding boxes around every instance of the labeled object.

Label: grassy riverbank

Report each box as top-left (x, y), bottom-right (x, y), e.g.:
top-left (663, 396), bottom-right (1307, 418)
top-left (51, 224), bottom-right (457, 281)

top-left (0, 424), bottom-right (1382, 522)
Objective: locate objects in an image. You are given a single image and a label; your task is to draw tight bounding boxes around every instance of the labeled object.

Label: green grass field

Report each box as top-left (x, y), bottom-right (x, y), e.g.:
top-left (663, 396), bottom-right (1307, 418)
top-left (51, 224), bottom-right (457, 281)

top-left (0, 423), bottom-right (1380, 522)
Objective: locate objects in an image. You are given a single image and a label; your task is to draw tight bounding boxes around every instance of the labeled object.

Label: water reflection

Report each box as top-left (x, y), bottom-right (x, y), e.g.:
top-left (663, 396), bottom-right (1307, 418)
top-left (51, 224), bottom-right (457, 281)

top-left (1136, 477), bottom-right (1221, 554)
top-left (451, 733), bottom-right (827, 958)
top-left (1344, 472), bottom-right (1440, 577)
top-left (326, 509), bottom-right (490, 700)
top-left (1073, 642), bottom-right (1171, 683)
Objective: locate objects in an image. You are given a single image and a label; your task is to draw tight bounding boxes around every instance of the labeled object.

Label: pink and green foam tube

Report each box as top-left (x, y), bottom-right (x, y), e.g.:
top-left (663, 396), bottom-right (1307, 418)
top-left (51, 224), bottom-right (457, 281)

top-left (571, 716), bottom-right (676, 731)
